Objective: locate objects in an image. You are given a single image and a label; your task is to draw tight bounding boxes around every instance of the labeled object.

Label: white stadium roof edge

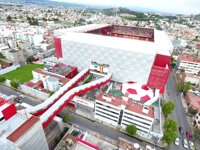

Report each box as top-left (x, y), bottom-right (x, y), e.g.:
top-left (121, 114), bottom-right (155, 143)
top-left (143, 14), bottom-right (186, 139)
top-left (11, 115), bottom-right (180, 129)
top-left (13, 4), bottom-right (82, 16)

top-left (54, 24), bottom-right (173, 56)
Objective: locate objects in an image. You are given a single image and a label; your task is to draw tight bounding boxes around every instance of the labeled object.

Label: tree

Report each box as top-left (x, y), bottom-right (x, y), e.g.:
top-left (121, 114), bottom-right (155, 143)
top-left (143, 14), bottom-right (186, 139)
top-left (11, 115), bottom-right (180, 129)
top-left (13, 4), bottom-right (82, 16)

top-left (126, 124), bottom-right (137, 135)
top-left (188, 107), bottom-right (197, 115)
top-left (162, 128), bottom-right (177, 145)
top-left (7, 15), bottom-right (12, 21)
top-left (63, 114), bottom-right (72, 123)
top-left (0, 75), bottom-right (6, 83)
top-left (26, 56), bottom-right (34, 64)
top-left (178, 69), bottom-right (186, 83)
top-left (0, 52), bottom-right (5, 58)
top-left (177, 82), bottom-right (192, 94)
top-left (10, 80), bottom-right (20, 88)
top-left (193, 128), bottom-right (200, 141)
top-left (162, 101), bottom-right (175, 117)
top-left (164, 118), bottom-right (178, 132)
top-left (49, 91), bottom-right (55, 97)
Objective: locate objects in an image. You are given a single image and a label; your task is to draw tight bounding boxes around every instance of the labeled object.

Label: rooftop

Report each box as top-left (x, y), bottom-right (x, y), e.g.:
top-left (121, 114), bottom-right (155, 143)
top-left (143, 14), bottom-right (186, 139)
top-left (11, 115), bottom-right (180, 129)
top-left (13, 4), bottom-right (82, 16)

top-left (96, 92), bottom-right (154, 118)
top-left (185, 92), bottom-right (200, 112)
top-left (33, 69), bottom-right (70, 85)
top-left (7, 116), bottom-right (39, 143)
top-left (179, 56), bottom-right (200, 63)
top-left (24, 79), bottom-right (50, 94)
top-left (0, 112), bottom-right (31, 139)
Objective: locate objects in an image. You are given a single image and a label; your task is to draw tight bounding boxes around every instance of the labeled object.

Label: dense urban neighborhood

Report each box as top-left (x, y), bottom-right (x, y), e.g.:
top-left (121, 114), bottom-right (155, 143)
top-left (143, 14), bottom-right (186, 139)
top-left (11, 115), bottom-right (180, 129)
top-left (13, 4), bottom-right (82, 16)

top-left (0, 1), bottom-right (200, 150)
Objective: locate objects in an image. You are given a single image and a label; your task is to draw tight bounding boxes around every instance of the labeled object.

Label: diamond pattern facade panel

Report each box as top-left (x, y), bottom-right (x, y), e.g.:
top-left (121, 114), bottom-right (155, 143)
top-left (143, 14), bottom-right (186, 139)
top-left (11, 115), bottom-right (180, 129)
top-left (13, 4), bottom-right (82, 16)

top-left (61, 40), bottom-right (156, 84)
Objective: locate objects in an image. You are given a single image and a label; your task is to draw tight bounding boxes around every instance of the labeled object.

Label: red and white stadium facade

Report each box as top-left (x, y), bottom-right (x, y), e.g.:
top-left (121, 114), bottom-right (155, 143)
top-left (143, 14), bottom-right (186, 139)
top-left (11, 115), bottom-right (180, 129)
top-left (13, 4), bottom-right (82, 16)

top-left (54, 24), bottom-right (173, 94)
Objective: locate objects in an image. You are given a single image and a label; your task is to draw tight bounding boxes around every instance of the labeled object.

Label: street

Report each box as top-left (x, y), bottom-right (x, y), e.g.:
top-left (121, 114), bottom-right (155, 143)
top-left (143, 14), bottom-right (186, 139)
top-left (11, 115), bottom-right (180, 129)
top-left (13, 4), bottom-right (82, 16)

top-left (165, 72), bottom-right (191, 150)
top-left (0, 84), bottom-right (162, 150)
top-left (0, 84), bottom-right (41, 106)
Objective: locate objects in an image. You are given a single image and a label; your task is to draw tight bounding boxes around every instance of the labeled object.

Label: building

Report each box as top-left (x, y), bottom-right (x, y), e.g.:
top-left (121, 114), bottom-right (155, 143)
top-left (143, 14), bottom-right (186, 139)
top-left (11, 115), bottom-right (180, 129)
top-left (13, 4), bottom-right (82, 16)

top-left (1, 48), bottom-right (25, 64)
top-left (176, 56), bottom-right (200, 74)
top-left (184, 73), bottom-right (200, 85)
top-left (21, 68), bottom-right (70, 100)
top-left (54, 24), bottom-right (173, 93)
top-left (185, 92), bottom-right (200, 113)
top-left (0, 98), bottom-right (48, 150)
top-left (95, 92), bottom-right (156, 138)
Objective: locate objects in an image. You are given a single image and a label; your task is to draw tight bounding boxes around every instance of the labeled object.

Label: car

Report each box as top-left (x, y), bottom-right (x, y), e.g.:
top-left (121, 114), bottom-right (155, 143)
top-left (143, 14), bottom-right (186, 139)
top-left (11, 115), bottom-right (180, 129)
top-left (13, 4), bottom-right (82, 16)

top-left (186, 132), bottom-right (191, 140)
top-left (19, 95), bottom-right (26, 99)
top-left (179, 127), bottom-right (184, 135)
top-left (183, 139), bottom-right (189, 149)
top-left (189, 141), bottom-right (195, 150)
top-left (174, 137), bottom-right (180, 146)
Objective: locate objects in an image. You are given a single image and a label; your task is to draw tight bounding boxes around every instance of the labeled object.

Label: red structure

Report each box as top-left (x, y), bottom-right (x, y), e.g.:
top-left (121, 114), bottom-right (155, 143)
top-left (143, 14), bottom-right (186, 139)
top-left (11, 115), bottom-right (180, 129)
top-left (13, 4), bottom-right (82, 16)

top-left (0, 98), bottom-right (16, 120)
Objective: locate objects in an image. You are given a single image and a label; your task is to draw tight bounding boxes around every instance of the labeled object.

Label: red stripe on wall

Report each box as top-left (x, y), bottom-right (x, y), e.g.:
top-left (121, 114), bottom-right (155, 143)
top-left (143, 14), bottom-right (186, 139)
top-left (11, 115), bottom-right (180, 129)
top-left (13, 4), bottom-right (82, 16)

top-left (54, 37), bottom-right (63, 58)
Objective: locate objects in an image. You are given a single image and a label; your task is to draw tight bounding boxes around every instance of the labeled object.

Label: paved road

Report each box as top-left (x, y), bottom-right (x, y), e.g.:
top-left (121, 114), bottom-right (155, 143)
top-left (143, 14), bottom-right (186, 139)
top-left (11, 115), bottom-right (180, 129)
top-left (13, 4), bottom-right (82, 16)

top-left (60, 109), bottom-right (163, 150)
top-left (165, 73), bottom-right (191, 150)
top-left (0, 84), bottom-right (162, 150)
top-left (0, 84), bottom-right (41, 106)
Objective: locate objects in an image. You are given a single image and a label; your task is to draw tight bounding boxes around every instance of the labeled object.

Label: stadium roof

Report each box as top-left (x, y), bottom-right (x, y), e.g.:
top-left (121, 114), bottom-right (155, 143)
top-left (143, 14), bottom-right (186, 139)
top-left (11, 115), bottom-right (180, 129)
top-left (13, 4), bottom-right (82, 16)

top-left (56, 24), bottom-right (172, 56)
top-left (54, 24), bottom-right (109, 36)
top-left (59, 32), bottom-right (156, 55)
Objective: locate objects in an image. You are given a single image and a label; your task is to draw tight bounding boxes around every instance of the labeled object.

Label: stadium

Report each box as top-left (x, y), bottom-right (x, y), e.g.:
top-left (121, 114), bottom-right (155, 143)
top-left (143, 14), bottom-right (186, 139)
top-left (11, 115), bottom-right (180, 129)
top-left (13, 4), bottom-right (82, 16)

top-left (54, 24), bottom-right (173, 93)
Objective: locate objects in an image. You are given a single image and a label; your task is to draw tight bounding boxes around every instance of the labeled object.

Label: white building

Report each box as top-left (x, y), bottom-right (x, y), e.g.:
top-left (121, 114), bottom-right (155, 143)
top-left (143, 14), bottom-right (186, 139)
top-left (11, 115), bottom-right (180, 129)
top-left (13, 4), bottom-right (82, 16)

top-left (176, 56), bottom-right (200, 74)
top-left (0, 98), bottom-right (48, 150)
top-left (95, 93), bottom-right (154, 137)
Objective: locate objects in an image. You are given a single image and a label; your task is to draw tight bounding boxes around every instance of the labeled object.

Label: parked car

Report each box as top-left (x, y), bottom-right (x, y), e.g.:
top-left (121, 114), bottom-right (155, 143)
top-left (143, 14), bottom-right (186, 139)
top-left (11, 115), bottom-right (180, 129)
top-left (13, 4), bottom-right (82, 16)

top-left (174, 137), bottom-right (180, 146)
top-left (189, 141), bottom-right (195, 150)
top-left (19, 95), bottom-right (25, 99)
top-left (179, 127), bottom-right (184, 135)
top-left (183, 139), bottom-right (189, 149)
top-left (186, 132), bottom-right (191, 140)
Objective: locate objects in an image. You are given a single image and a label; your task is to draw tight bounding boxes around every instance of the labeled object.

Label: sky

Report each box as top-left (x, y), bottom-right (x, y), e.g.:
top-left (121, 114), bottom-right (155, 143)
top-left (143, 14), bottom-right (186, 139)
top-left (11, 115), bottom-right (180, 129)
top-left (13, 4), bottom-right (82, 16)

top-left (51, 0), bottom-right (200, 14)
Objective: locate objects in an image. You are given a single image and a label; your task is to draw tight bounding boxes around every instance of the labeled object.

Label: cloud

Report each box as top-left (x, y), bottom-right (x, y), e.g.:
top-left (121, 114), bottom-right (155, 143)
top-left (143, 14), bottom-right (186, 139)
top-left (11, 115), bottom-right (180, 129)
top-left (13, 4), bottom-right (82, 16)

top-left (51, 0), bottom-right (200, 14)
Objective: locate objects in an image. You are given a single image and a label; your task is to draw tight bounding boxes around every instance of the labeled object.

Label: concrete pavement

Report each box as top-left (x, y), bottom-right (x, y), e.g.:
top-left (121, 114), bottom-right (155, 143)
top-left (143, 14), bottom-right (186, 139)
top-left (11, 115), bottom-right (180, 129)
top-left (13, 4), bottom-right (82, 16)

top-left (165, 72), bottom-right (191, 150)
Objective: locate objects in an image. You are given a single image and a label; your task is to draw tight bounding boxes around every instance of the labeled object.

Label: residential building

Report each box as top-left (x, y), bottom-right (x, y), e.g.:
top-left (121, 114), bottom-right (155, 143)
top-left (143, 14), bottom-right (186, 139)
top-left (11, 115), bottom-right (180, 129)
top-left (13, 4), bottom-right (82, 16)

top-left (176, 56), bottom-right (200, 74)
top-left (185, 92), bottom-right (200, 113)
top-left (95, 93), bottom-right (155, 138)
top-left (1, 48), bottom-right (25, 64)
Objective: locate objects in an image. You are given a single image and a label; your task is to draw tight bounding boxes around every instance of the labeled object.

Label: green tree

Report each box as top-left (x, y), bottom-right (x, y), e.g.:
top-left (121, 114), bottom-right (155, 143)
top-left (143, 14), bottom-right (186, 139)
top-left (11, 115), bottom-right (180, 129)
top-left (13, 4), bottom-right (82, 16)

top-left (63, 114), bottom-right (72, 123)
top-left (177, 82), bottom-right (192, 94)
top-left (193, 128), bottom-right (200, 141)
top-left (7, 15), bottom-right (12, 21)
top-left (10, 80), bottom-right (20, 88)
top-left (0, 52), bottom-right (5, 58)
top-left (162, 101), bottom-right (175, 117)
top-left (49, 91), bottom-right (55, 97)
top-left (0, 75), bottom-right (6, 83)
top-left (164, 118), bottom-right (178, 132)
top-left (162, 129), bottom-right (177, 145)
top-left (26, 56), bottom-right (34, 64)
top-left (188, 107), bottom-right (197, 115)
top-left (126, 124), bottom-right (137, 135)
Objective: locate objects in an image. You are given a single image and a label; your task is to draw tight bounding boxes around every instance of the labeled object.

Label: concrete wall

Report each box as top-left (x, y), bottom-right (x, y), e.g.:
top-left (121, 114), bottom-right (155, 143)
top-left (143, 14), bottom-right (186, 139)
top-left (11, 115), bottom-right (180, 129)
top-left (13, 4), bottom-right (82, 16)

top-left (60, 40), bottom-right (155, 84)
top-left (0, 64), bottom-right (20, 75)
top-left (21, 84), bottom-right (49, 100)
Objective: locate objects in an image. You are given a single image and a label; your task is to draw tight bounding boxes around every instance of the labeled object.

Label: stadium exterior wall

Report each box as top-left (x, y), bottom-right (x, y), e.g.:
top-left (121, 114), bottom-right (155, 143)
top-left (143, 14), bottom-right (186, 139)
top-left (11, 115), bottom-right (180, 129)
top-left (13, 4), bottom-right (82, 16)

top-left (59, 40), bottom-right (156, 85)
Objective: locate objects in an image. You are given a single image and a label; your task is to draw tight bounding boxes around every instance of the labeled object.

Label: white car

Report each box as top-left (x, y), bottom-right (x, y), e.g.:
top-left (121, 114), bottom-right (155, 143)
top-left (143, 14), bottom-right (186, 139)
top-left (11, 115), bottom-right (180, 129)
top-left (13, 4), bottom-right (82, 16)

top-left (175, 138), bottom-right (180, 146)
top-left (183, 139), bottom-right (189, 149)
top-left (189, 141), bottom-right (195, 150)
top-left (19, 95), bottom-right (26, 99)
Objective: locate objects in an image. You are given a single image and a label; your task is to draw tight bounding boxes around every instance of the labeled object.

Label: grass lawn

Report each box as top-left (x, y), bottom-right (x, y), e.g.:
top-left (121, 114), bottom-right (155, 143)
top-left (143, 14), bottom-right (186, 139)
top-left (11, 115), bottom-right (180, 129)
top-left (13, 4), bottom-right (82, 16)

top-left (4, 64), bottom-right (44, 83)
